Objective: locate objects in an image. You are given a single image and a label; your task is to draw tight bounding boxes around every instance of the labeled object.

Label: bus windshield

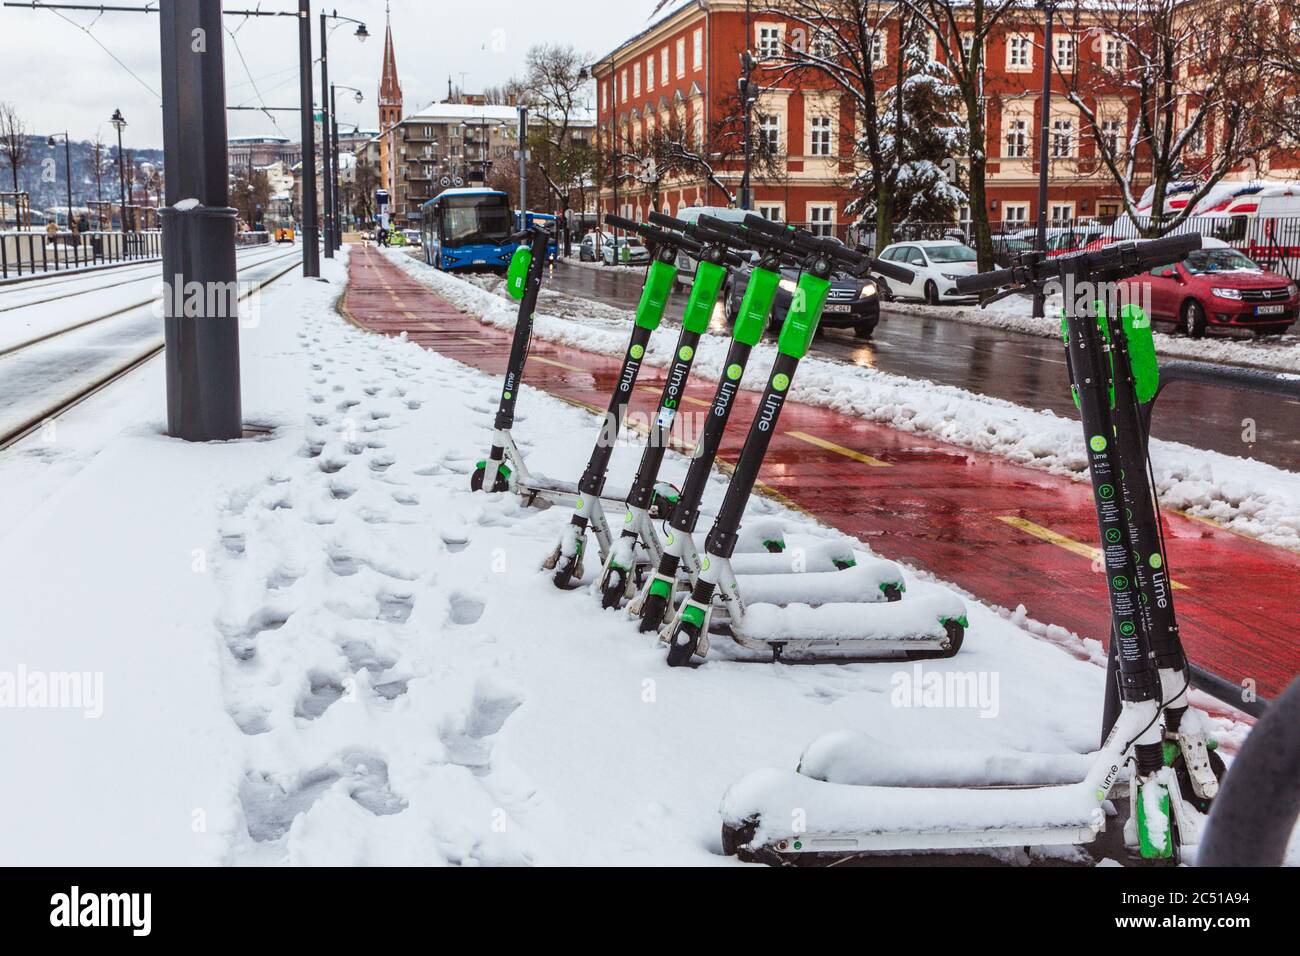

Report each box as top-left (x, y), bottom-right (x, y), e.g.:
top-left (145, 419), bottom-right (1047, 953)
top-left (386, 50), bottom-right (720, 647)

top-left (440, 195), bottom-right (512, 246)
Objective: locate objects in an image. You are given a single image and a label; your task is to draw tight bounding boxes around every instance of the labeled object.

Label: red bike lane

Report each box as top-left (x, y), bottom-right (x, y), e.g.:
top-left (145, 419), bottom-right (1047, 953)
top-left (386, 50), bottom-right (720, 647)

top-left (345, 247), bottom-right (1298, 702)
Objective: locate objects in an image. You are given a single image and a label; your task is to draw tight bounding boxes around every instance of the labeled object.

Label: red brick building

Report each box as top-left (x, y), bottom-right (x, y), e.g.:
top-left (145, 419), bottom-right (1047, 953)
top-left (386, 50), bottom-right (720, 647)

top-left (591, 0), bottom-right (1299, 239)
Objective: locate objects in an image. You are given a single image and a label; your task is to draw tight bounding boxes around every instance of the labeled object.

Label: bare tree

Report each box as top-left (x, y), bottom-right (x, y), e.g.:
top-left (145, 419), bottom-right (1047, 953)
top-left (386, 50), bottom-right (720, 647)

top-left (1059, 0), bottom-right (1279, 235)
top-left (904, 0), bottom-right (1024, 270)
top-left (1242, 0), bottom-right (1300, 148)
top-left (0, 101), bottom-right (28, 197)
top-left (760, 1), bottom-right (903, 242)
top-left (232, 167), bottom-right (272, 229)
top-left (523, 43), bottom-right (597, 253)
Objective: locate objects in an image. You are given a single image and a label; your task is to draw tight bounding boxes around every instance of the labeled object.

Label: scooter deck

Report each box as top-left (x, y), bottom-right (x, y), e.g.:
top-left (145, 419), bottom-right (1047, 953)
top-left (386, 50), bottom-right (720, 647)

top-left (516, 474), bottom-right (632, 509)
top-left (721, 768), bottom-right (1102, 859)
top-left (730, 592), bottom-right (966, 660)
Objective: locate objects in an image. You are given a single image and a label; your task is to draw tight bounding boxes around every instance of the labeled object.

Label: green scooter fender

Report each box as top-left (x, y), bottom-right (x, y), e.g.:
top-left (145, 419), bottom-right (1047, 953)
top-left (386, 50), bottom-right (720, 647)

top-left (635, 259), bottom-right (678, 331)
top-left (681, 260), bottom-right (728, 334)
top-left (732, 265), bottom-right (781, 346)
top-left (777, 273), bottom-right (832, 359)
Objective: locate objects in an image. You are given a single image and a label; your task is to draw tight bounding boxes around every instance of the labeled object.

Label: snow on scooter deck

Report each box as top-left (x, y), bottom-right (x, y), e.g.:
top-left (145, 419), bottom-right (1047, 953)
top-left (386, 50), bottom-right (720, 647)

top-left (721, 768), bottom-right (1103, 857)
top-left (798, 730), bottom-right (1096, 788)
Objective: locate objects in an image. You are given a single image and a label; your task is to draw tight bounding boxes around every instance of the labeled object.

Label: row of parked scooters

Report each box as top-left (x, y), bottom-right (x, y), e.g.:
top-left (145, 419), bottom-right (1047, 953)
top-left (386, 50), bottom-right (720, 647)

top-left (464, 212), bottom-right (1228, 865)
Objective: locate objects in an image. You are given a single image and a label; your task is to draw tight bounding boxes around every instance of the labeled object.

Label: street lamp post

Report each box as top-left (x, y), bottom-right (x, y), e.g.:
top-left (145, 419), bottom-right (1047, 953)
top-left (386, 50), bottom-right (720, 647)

top-left (46, 132), bottom-right (73, 230)
top-left (297, 0), bottom-right (319, 276)
top-left (110, 108), bottom-right (127, 233)
top-left (331, 84), bottom-right (363, 248)
top-left (319, 9), bottom-right (369, 259)
top-left (1033, 0), bottom-right (1056, 319)
top-left (739, 0), bottom-right (753, 211)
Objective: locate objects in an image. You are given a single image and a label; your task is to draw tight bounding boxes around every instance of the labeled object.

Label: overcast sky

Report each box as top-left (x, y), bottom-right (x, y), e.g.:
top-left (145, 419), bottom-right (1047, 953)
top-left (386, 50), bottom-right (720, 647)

top-left (0, 0), bottom-right (670, 147)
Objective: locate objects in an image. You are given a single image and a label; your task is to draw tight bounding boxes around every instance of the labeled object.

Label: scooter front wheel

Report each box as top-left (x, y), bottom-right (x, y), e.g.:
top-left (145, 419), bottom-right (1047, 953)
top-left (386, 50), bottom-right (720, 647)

top-left (470, 464), bottom-right (509, 493)
top-left (666, 621), bottom-right (702, 667)
top-left (599, 566), bottom-right (628, 609)
top-left (637, 593), bottom-right (669, 633)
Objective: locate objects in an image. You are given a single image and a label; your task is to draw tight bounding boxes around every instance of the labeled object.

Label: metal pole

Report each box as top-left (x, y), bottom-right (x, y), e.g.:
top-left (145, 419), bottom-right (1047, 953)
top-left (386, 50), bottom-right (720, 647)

top-left (63, 133), bottom-right (72, 230)
top-left (319, 12), bottom-right (334, 258)
top-left (116, 124), bottom-right (126, 232)
top-left (740, 0), bottom-right (752, 210)
top-left (517, 105), bottom-right (528, 225)
top-left (331, 93), bottom-right (341, 247)
top-left (159, 0), bottom-right (242, 440)
top-left (298, 0), bottom-right (319, 276)
top-left (1032, 0), bottom-right (1054, 318)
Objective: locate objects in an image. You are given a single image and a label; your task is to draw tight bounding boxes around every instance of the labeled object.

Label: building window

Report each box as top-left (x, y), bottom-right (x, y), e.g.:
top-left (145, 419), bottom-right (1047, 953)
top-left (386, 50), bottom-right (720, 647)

top-left (757, 24), bottom-right (783, 59)
top-left (1054, 35), bottom-right (1075, 70)
top-left (677, 37), bottom-right (686, 77)
top-left (811, 29), bottom-right (834, 59)
top-left (646, 56), bottom-right (654, 91)
top-left (1100, 118), bottom-right (1123, 157)
top-left (1103, 36), bottom-right (1124, 69)
top-left (758, 113), bottom-right (781, 152)
top-left (1097, 202), bottom-right (1120, 223)
top-left (809, 115), bottom-right (832, 156)
top-left (871, 33), bottom-right (885, 66)
top-left (633, 62), bottom-right (641, 96)
top-left (661, 48), bottom-right (669, 85)
top-left (1050, 203), bottom-right (1074, 227)
top-left (1008, 35), bottom-right (1031, 70)
top-left (693, 28), bottom-right (703, 71)
top-left (961, 34), bottom-right (974, 61)
top-left (1005, 118), bottom-right (1028, 158)
top-left (1002, 203), bottom-right (1029, 226)
top-left (621, 70), bottom-right (627, 102)
top-left (758, 203), bottom-right (783, 221)
top-left (1051, 118), bottom-right (1074, 157)
top-left (601, 81), bottom-right (608, 112)
top-left (808, 204), bottom-right (834, 237)
top-left (1185, 117), bottom-right (1205, 154)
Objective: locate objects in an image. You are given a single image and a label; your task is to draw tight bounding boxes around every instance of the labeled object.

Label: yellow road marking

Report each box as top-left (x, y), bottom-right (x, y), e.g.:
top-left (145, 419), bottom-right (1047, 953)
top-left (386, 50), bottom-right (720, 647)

top-left (998, 515), bottom-right (1188, 589)
top-left (786, 431), bottom-right (890, 467)
top-left (534, 356), bottom-right (586, 373)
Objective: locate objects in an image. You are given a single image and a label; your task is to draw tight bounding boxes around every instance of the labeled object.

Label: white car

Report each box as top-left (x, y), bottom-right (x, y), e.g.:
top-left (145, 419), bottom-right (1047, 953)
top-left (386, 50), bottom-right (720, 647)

top-left (876, 240), bottom-right (980, 304)
top-left (601, 236), bottom-right (649, 266)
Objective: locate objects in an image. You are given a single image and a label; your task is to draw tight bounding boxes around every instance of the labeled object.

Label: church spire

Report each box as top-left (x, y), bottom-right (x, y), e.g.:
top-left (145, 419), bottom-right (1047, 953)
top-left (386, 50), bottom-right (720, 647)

top-left (378, 2), bottom-right (402, 109)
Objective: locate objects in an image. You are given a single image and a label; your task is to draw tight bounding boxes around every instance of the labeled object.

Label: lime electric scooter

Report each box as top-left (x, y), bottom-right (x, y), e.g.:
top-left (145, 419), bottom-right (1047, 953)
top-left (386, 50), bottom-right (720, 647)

top-left (721, 234), bottom-right (1225, 864)
top-left (657, 215), bottom-right (967, 666)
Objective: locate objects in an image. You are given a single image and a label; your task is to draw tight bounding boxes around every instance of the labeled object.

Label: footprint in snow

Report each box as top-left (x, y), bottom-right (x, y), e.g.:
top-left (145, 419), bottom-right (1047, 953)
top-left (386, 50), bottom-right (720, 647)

top-left (448, 594), bottom-right (485, 626)
top-left (238, 754), bottom-right (406, 843)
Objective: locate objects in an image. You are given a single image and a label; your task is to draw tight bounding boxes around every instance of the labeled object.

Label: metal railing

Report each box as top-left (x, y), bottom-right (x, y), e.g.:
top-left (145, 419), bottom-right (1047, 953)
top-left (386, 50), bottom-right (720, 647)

top-left (0, 230), bottom-right (163, 280)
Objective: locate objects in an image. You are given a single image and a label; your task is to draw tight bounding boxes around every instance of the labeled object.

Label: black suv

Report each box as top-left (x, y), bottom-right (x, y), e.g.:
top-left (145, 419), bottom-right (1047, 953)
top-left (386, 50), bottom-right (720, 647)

top-left (722, 253), bottom-right (882, 339)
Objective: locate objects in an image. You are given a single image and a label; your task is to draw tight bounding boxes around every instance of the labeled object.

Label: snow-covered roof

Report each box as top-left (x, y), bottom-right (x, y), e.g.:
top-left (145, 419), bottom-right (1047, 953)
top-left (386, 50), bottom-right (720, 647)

top-left (1135, 179), bottom-right (1300, 217)
top-left (404, 103), bottom-right (522, 124)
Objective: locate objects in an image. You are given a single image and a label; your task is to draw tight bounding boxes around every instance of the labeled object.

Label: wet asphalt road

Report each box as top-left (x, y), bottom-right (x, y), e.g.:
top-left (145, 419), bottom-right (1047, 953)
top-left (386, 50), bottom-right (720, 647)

top-left (546, 259), bottom-right (1300, 473)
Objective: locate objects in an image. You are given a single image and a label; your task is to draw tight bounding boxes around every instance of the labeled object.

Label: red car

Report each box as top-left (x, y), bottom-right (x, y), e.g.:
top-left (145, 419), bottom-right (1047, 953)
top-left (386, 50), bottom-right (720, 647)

top-left (1126, 246), bottom-right (1298, 338)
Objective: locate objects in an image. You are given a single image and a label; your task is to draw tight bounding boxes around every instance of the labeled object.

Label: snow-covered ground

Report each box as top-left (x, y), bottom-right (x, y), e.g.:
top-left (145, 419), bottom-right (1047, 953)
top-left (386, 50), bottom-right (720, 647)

top-left (387, 251), bottom-right (1300, 553)
top-left (1, 247), bottom-right (1277, 866)
top-left (882, 292), bottom-right (1300, 375)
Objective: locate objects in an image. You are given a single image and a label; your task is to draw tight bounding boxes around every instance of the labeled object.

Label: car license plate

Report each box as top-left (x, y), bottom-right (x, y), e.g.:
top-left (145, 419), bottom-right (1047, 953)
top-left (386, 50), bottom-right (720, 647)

top-left (1256, 304), bottom-right (1285, 315)
top-left (824, 304), bottom-right (851, 313)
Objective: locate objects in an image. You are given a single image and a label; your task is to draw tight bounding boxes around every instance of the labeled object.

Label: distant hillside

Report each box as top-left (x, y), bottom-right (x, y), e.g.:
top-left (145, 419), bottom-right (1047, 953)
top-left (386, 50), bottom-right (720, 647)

top-left (0, 135), bottom-right (164, 214)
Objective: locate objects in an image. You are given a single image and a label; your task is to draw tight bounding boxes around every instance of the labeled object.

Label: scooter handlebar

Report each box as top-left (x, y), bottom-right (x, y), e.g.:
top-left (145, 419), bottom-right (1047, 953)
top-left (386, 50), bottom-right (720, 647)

top-left (740, 213), bottom-right (913, 283)
top-left (869, 258), bottom-right (915, 284)
top-left (603, 213), bottom-right (702, 255)
top-left (954, 233), bottom-right (1204, 295)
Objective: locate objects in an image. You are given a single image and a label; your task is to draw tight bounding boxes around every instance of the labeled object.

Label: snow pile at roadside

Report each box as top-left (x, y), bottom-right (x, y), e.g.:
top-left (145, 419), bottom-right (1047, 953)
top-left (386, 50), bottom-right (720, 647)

top-left (385, 250), bottom-right (1300, 552)
top-left (883, 295), bottom-right (1300, 374)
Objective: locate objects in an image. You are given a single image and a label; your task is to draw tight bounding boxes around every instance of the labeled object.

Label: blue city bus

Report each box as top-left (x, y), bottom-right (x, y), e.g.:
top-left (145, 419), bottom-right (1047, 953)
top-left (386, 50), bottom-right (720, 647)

top-left (521, 211), bottom-right (558, 260)
top-left (419, 188), bottom-right (516, 271)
